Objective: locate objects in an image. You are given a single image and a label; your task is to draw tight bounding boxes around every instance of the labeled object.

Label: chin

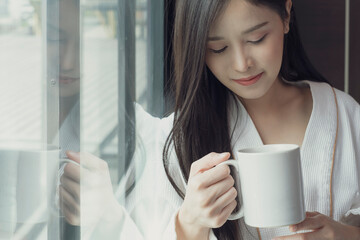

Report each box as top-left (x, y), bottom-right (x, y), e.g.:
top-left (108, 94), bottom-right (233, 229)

top-left (59, 81), bottom-right (80, 97)
top-left (234, 87), bottom-right (268, 101)
top-left (59, 89), bottom-right (80, 98)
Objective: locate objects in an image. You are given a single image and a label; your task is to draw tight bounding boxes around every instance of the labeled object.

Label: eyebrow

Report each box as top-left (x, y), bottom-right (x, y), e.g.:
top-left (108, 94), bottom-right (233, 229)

top-left (207, 21), bottom-right (269, 41)
top-left (242, 21), bottom-right (269, 34)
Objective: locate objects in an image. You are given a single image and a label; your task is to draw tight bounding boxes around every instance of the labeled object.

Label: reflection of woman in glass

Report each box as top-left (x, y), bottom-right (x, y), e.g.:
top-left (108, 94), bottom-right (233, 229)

top-left (47, 0), bottom-right (80, 148)
top-left (155, 0), bottom-right (360, 239)
top-left (47, 1), bottom-right (142, 239)
top-left (46, 0), bottom-right (81, 239)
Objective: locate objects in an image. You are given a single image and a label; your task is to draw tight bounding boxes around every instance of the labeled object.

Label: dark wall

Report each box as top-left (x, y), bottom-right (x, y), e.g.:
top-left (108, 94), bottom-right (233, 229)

top-left (350, 0), bottom-right (360, 102)
top-left (294, 0), bottom-right (360, 103)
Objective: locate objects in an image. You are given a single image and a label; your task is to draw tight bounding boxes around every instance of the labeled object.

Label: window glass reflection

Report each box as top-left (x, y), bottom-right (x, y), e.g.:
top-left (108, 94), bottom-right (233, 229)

top-left (0, 0), bottom-right (162, 238)
top-left (0, 0), bottom-right (42, 143)
top-left (46, 1), bottom-right (81, 239)
top-left (0, 0), bottom-right (51, 239)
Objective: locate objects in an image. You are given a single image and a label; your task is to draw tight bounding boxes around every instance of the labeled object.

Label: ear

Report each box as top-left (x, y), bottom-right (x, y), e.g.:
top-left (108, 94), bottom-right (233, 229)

top-left (284, 0), bottom-right (292, 34)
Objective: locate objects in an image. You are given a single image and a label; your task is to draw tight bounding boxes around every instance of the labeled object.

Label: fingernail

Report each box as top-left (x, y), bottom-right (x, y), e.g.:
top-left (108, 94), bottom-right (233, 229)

top-left (290, 225), bottom-right (297, 232)
top-left (219, 152), bottom-right (229, 158)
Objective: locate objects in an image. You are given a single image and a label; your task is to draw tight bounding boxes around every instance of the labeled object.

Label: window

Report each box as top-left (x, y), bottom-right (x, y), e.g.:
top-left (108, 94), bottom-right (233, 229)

top-left (0, 0), bottom-right (164, 238)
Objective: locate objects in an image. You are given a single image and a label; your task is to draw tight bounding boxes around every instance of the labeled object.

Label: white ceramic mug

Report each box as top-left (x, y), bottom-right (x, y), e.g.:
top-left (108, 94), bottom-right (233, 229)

top-left (218, 144), bottom-right (305, 228)
top-left (0, 141), bottom-right (79, 236)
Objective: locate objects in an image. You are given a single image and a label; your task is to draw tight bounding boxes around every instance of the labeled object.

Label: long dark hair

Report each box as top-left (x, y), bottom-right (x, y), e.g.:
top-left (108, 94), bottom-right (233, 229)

top-left (163, 1), bottom-right (327, 239)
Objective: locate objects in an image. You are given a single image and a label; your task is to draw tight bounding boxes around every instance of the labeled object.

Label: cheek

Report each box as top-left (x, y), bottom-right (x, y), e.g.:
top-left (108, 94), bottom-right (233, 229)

top-left (205, 55), bottom-right (223, 79)
top-left (258, 35), bottom-right (284, 70)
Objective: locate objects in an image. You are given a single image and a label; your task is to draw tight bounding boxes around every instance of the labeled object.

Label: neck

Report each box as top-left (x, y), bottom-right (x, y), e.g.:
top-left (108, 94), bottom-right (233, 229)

top-left (239, 78), bottom-right (291, 117)
top-left (237, 79), bottom-right (313, 146)
top-left (47, 94), bottom-right (79, 126)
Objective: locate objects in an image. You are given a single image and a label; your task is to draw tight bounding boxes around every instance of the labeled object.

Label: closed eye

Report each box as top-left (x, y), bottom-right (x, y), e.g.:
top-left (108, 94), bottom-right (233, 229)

top-left (210, 46), bottom-right (228, 54)
top-left (248, 34), bottom-right (268, 44)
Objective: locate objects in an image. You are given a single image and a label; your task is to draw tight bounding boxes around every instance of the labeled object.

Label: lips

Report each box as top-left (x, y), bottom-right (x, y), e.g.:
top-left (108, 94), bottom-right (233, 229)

top-left (233, 72), bottom-right (263, 86)
top-left (59, 77), bottom-right (79, 84)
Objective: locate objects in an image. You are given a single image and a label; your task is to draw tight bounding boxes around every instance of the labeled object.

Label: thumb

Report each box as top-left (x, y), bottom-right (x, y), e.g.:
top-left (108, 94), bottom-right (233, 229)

top-left (65, 151), bottom-right (80, 164)
top-left (190, 152), bottom-right (230, 177)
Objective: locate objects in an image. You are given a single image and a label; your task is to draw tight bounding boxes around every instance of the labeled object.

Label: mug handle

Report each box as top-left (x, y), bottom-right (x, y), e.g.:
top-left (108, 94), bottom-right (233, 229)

top-left (60, 158), bottom-right (80, 167)
top-left (217, 160), bottom-right (244, 220)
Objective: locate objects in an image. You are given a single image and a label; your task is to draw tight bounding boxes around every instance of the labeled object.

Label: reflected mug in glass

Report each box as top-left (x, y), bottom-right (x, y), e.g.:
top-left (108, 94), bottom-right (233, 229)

top-left (0, 142), bottom-right (79, 231)
top-left (218, 144), bottom-right (305, 228)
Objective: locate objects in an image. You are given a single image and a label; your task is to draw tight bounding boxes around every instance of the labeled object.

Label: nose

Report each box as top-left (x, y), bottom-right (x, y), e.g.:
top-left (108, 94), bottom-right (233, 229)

top-left (231, 47), bottom-right (252, 73)
top-left (60, 41), bottom-right (79, 73)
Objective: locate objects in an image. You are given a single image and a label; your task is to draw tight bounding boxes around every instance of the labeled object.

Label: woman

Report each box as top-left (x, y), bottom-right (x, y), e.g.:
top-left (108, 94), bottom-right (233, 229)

top-left (162, 0), bottom-right (360, 239)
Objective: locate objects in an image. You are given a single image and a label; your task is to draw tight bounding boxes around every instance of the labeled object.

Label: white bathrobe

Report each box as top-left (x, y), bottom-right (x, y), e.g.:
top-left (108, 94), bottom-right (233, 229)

top-left (127, 80), bottom-right (360, 240)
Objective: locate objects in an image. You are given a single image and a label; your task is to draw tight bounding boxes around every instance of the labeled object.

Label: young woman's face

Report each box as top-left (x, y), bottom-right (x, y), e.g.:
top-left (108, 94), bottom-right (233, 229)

top-left (48, 0), bottom-right (80, 98)
top-left (205, 0), bottom-right (290, 100)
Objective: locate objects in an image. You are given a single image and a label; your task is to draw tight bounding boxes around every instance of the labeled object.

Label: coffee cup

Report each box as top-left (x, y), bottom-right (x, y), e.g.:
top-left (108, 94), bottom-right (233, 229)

top-left (0, 141), bottom-right (79, 236)
top-left (218, 144), bottom-right (305, 228)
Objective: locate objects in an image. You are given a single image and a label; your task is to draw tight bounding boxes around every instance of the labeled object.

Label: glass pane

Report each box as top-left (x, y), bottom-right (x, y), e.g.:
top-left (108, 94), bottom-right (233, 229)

top-left (82, 0), bottom-right (119, 180)
top-left (0, 1), bottom-right (42, 143)
top-left (0, 0), bottom-right (57, 239)
top-left (46, 0), bottom-right (80, 239)
top-left (0, 0), bottom-right (164, 238)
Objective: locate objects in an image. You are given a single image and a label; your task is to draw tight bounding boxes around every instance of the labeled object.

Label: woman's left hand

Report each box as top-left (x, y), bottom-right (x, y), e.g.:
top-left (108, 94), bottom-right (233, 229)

top-left (273, 211), bottom-right (360, 240)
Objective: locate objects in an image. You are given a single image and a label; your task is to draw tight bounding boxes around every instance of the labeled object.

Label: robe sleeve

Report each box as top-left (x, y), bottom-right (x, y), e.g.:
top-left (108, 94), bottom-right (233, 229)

top-left (161, 208), bottom-right (218, 240)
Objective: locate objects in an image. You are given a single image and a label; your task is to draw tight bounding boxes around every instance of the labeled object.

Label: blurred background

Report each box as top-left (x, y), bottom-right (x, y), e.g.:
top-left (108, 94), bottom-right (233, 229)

top-left (0, 0), bottom-right (163, 239)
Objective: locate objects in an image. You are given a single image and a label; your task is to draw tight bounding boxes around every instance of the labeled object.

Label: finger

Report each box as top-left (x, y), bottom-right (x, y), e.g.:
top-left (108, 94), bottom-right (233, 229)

top-left (217, 200), bottom-right (237, 225)
top-left (306, 211), bottom-right (321, 217)
top-left (213, 187), bottom-right (237, 210)
top-left (289, 211), bottom-right (321, 231)
top-left (59, 186), bottom-right (80, 213)
top-left (273, 231), bottom-right (320, 240)
top-left (63, 162), bottom-right (80, 182)
top-left (60, 176), bottom-right (80, 202)
top-left (205, 175), bottom-right (235, 200)
top-left (190, 152), bottom-right (230, 177)
top-left (290, 214), bottom-right (324, 232)
top-left (200, 164), bottom-right (231, 187)
top-left (60, 200), bottom-right (80, 226)
top-left (66, 151), bottom-right (81, 164)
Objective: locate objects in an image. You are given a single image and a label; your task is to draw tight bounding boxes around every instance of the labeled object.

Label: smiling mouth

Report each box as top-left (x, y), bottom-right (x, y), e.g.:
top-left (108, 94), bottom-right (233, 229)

top-left (233, 72), bottom-right (263, 86)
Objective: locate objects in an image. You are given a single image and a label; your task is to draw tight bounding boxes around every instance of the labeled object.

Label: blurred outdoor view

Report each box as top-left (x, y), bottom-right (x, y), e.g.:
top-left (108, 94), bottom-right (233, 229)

top-left (0, 0), bottom-right (148, 161)
top-left (0, 0), bottom-right (154, 238)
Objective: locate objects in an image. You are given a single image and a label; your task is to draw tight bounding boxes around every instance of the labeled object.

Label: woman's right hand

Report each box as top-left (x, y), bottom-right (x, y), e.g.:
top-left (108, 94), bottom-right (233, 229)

top-left (176, 152), bottom-right (237, 240)
top-left (59, 151), bottom-right (119, 227)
